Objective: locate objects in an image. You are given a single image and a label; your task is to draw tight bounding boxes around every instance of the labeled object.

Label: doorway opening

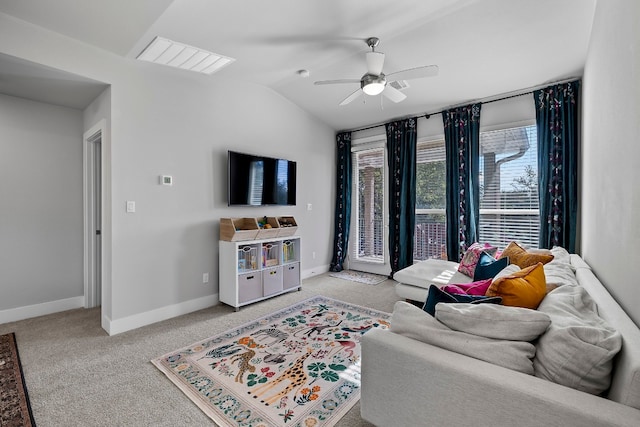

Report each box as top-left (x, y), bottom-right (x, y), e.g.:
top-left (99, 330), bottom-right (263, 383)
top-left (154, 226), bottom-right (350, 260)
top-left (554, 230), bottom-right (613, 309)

top-left (348, 140), bottom-right (390, 276)
top-left (83, 122), bottom-right (103, 308)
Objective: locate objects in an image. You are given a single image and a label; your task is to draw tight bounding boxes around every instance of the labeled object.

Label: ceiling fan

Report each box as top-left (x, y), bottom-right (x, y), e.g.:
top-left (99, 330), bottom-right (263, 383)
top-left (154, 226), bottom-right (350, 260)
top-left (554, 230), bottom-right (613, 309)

top-left (314, 37), bottom-right (439, 106)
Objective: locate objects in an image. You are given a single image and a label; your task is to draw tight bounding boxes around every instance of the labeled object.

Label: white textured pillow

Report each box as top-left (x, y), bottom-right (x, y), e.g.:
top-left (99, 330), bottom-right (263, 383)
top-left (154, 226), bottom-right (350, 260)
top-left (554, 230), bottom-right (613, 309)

top-left (543, 246), bottom-right (578, 287)
top-left (534, 285), bottom-right (622, 395)
top-left (435, 303), bottom-right (551, 341)
top-left (390, 301), bottom-right (536, 374)
top-left (492, 264), bottom-right (520, 282)
top-left (550, 246), bottom-right (572, 264)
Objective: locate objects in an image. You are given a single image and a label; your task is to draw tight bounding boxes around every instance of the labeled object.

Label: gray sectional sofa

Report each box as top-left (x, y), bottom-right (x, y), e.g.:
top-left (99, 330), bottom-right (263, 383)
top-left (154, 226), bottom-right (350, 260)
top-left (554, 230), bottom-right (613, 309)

top-left (361, 249), bottom-right (640, 426)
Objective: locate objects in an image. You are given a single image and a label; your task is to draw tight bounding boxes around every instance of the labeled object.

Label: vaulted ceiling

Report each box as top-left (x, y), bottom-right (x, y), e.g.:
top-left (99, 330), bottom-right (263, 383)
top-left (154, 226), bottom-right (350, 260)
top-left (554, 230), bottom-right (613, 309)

top-left (0, 0), bottom-right (597, 130)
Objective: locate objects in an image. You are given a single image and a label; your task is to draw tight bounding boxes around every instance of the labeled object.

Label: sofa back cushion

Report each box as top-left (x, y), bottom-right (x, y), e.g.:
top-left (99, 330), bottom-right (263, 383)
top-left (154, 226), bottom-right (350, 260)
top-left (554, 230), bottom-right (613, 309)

top-left (435, 303), bottom-right (551, 341)
top-left (391, 301), bottom-right (536, 374)
top-left (574, 264), bottom-right (640, 409)
top-left (534, 284), bottom-right (622, 395)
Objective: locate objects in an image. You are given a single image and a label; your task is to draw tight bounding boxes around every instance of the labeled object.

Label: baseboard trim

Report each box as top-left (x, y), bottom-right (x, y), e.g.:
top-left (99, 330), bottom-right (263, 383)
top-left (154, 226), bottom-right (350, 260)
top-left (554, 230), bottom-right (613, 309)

top-left (103, 293), bottom-right (219, 336)
top-left (0, 296), bottom-right (84, 325)
top-left (302, 264), bottom-right (330, 279)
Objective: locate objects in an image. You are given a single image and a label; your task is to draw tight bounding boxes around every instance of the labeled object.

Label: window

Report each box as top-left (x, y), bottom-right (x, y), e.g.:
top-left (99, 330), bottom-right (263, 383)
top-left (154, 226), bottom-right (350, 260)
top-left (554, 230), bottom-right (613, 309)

top-left (414, 139), bottom-right (447, 260)
top-left (479, 125), bottom-right (539, 248)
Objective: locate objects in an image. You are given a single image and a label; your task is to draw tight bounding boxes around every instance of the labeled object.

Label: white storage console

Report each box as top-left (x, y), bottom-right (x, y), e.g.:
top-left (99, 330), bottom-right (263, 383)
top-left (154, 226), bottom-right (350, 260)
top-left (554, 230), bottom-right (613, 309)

top-left (219, 236), bottom-right (301, 310)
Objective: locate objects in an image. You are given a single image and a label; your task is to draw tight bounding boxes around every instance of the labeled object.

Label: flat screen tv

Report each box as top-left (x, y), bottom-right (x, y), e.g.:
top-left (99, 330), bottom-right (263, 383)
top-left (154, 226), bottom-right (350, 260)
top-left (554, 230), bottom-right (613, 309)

top-left (227, 151), bottom-right (297, 206)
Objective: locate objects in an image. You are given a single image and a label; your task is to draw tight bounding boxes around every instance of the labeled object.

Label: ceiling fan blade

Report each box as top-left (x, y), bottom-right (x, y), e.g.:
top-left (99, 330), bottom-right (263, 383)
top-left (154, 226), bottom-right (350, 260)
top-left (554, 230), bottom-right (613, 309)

top-left (382, 85), bottom-right (407, 103)
top-left (387, 65), bottom-right (439, 81)
top-left (366, 51), bottom-right (385, 75)
top-left (314, 79), bottom-right (360, 85)
top-left (339, 88), bottom-right (363, 106)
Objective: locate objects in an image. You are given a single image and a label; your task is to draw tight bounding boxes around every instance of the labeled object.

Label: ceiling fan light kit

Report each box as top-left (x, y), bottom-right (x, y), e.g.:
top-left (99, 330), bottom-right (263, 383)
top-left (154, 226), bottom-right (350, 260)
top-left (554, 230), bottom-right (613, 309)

top-left (362, 74), bottom-right (386, 95)
top-left (314, 36), bottom-right (438, 105)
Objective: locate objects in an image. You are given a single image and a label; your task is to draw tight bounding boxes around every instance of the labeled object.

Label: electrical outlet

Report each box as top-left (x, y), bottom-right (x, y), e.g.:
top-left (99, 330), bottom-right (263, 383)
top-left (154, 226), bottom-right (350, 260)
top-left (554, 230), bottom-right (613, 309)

top-left (202, 273), bottom-right (209, 283)
top-left (312, 251), bottom-right (316, 259)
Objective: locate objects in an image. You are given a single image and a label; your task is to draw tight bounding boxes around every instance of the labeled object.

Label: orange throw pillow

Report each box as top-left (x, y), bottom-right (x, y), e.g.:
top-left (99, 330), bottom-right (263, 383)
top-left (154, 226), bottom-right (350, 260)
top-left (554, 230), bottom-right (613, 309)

top-left (487, 263), bottom-right (547, 309)
top-left (498, 241), bottom-right (554, 269)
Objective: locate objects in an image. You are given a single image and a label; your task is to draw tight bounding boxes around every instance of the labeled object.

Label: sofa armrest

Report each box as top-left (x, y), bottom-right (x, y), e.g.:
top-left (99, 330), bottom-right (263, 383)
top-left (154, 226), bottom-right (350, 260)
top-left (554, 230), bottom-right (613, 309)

top-left (361, 328), bottom-right (640, 427)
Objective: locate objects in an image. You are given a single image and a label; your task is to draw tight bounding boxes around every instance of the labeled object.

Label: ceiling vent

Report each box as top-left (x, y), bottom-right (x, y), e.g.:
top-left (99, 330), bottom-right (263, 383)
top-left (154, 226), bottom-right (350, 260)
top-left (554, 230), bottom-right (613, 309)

top-left (137, 37), bottom-right (235, 75)
top-left (389, 80), bottom-right (410, 91)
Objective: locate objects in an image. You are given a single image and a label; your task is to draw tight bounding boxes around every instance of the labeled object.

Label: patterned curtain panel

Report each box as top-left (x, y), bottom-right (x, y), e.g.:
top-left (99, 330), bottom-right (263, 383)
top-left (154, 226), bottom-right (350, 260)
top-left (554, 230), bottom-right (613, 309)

top-left (329, 132), bottom-right (352, 272)
top-left (534, 80), bottom-right (580, 252)
top-left (385, 117), bottom-right (417, 275)
top-left (443, 103), bottom-right (482, 261)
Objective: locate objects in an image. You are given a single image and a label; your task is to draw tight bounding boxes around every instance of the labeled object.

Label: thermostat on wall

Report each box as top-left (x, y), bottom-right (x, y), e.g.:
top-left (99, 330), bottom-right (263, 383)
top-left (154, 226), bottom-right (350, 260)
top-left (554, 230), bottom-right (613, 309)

top-left (161, 175), bottom-right (173, 186)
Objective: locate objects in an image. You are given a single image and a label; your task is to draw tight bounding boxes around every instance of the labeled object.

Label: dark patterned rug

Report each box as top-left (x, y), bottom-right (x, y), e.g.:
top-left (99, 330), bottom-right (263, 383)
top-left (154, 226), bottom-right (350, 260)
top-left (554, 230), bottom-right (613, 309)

top-left (0, 333), bottom-right (35, 427)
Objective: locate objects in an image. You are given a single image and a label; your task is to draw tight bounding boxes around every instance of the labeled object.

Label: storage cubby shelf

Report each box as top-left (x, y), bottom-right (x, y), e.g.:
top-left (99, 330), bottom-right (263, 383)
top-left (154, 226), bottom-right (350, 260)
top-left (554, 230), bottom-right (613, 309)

top-left (219, 236), bottom-right (301, 311)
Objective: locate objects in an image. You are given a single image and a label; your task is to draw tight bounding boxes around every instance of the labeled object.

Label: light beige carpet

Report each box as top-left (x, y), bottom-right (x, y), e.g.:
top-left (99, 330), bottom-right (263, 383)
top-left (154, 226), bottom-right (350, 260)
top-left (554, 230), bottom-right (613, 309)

top-left (0, 273), bottom-right (399, 426)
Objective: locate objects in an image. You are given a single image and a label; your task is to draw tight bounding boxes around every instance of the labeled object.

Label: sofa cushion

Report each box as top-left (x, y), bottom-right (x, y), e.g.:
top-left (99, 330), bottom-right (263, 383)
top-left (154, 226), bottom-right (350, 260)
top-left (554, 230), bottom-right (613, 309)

top-left (435, 303), bottom-right (551, 341)
top-left (542, 246), bottom-right (579, 287)
top-left (393, 259), bottom-right (472, 290)
top-left (422, 285), bottom-right (502, 316)
top-left (442, 278), bottom-right (493, 296)
top-left (486, 263), bottom-right (547, 309)
top-left (534, 285), bottom-right (622, 395)
top-left (390, 301), bottom-right (536, 374)
top-left (549, 246), bottom-right (572, 264)
top-left (498, 241), bottom-right (554, 269)
top-left (473, 252), bottom-right (510, 281)
top-left (458, 242), bottom-right (498, 277)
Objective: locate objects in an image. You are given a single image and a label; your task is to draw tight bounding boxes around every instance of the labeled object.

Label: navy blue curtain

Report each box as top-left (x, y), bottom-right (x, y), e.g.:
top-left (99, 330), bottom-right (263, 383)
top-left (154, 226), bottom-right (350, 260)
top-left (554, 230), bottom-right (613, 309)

top-left (329, 132), bottom-right (352, 272)
top-left (534, 80), bottom-right (580, 252)
top-left (443, 104), bottom-right (482, 261)
top-left (386, 117), bottom-right (417, 275)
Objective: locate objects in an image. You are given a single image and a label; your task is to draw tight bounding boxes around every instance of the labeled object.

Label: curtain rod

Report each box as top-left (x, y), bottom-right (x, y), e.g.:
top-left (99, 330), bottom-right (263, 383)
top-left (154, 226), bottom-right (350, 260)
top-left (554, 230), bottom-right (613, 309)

top-left (344, 76), bottom-right (581, 134)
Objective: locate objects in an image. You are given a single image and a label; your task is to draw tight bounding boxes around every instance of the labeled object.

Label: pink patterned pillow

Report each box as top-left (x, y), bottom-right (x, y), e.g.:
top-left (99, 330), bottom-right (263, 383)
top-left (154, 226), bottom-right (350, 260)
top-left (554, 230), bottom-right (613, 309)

top-left (443, 278), bottom-right (493, 296)
top-left (457, 242), bottom-right (498, 277)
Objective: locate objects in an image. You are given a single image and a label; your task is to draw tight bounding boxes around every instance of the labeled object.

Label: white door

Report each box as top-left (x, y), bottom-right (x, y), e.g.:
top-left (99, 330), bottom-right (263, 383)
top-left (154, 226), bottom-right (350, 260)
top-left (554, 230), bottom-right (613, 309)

top-left (347, 143), bottom-right (390, 275)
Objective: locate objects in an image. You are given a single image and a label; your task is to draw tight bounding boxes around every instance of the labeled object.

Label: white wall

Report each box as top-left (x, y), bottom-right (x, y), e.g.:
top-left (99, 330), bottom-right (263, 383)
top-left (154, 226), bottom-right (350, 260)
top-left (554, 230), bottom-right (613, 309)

top-left (0, 13), bottom-right (336, 333)
top-left (352, 93), bottom-right (535, 142)
top-left (0, 94), bottom-right (84, 318)
top-left (582, 0), bottom-right (640, 326)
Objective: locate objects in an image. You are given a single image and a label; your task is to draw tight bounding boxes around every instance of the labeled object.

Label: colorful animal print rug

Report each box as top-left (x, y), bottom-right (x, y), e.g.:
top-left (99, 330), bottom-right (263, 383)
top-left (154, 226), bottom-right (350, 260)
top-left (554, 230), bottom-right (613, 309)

top-left (152, 296), bottom-right (390, 427)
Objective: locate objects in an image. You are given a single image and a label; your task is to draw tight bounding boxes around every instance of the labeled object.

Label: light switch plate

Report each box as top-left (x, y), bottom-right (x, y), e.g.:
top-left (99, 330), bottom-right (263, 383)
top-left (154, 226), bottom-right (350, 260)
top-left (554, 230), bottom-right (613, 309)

top-left (161, 175), bottom-right (173, 186)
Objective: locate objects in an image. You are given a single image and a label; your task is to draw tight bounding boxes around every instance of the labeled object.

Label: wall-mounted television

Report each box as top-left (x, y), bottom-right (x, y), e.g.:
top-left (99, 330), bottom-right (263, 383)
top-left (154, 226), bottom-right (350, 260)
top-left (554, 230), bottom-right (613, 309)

top-left (227, 151), bottom-right (297, 206)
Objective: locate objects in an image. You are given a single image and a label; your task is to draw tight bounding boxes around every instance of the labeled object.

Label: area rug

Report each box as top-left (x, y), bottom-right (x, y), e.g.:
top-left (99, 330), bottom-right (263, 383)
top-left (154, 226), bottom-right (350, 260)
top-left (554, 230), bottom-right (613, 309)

top-left (327, 270), bottom-right (387, 286)
top-left (152, 296), bottom-right (390, 427)
top-left (0, 333), bottom-right (36, 427)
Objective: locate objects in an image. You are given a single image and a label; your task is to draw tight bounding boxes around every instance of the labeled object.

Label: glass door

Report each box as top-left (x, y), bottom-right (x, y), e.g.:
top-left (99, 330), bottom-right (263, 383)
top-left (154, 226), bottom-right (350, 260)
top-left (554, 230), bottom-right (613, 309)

top-left (348, 145), bottom-right (390, 275)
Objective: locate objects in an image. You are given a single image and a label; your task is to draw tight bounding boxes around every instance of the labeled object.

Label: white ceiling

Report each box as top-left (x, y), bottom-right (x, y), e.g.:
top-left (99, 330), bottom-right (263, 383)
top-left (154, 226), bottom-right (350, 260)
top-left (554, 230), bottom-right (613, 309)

top-left (0, 0), bottom-right (597, 130)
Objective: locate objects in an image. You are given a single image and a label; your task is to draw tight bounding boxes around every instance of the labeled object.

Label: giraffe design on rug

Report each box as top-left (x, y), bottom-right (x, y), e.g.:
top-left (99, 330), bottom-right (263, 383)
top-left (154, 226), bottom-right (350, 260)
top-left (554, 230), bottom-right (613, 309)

top-left (250, 348), bottom-right (314, 406)
top-left (230, 348), bottom-right (256, 384)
